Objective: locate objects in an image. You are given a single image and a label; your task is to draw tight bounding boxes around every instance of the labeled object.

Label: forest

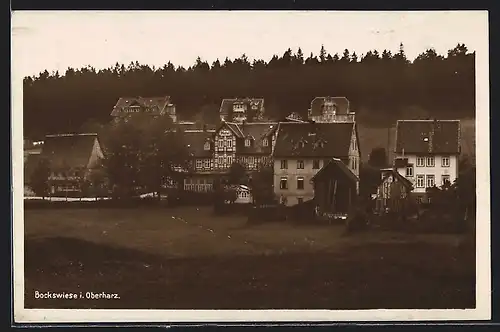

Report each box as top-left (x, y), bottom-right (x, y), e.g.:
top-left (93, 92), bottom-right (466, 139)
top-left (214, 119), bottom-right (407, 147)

top-left (22, 43), bottom-right (475, 140)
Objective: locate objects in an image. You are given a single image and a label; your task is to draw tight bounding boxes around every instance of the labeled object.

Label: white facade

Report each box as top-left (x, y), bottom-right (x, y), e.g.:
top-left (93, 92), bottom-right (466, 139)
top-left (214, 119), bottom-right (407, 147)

top-left (394, 154), bottom-right (459, 194)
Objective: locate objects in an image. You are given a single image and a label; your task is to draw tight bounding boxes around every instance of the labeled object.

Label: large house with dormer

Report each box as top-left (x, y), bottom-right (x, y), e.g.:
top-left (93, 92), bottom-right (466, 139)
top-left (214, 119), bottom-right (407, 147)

top-left (219, 98), bottom-right (265, 123)
top-left (111, 96), bottom-right (177, 123)
top-left (272, 121), bottom-right (361, 206)
top-left (307, 96), bottom-right (356, 123)
top-left (393, 119), bottom-right (461, 202)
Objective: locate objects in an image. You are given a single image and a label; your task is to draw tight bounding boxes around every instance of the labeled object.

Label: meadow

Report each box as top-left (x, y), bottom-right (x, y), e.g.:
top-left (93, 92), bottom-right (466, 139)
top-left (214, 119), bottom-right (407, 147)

top-left (24, 206), bottom-right (475, 310)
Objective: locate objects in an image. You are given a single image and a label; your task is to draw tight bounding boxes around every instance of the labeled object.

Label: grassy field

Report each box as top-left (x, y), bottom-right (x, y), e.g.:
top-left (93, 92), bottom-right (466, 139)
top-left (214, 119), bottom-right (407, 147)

top-left (24, 207), bottom-right (475, 310)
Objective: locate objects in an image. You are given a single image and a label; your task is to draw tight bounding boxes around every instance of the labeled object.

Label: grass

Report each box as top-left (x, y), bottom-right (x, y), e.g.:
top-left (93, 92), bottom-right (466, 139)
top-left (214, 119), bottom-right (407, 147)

top-left (24, 206), bottom-right (475, 309)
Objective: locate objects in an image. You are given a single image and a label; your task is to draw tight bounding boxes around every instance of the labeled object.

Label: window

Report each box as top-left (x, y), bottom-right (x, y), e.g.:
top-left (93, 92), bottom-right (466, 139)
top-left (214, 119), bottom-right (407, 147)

top-left (248, 156), bottom-right (254, 165)
top-left (245, 139), bottom-right (251, 147)
top-left (426, 175), bottom-right (435, 188)
top-left (416, 157), bottom-right (425, 167)
top-left (416, 175), bottom-right (425, 188)
top-left (442, 175), bottom-right (450, 185)
top-left (313, 159), bottom-right (320, 169)
top-left (227, 140), bottom-right (232, 148)
top-left (218, 156), bottom-right (223, 165)
top-left (426, 157), bottom-right (435, 167)
top-left (203, 159), bottom-right (210, 168)
top-left (218, 140), bottom-right (224, 148)
top-left (280, 160), bottom-right (288, 169)
top-left (297, 197), bottom-right (304, 204)
top-left (297, 160), bottom-right (304, 169)
top-left (196, 160), bottom-right (202, 169)
top-left (442, 156), bottom-right (450, 167)
top-left (406, 166), bottom-right (414, 177)
top-left (297, 177), bottom-right (304, 190)
top-left (204, 142), bottom-right (210, 151)
top-left (280, 177), bottom-right (288, 190)
top-left (227, 156), bottom-right (233, 165)
top-left (262, 139), bottom-right (268, 147)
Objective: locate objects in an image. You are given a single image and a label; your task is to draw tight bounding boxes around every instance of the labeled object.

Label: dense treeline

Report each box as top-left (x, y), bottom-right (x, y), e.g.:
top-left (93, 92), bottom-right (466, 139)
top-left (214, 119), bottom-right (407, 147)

top-left (23, 43), bottom-right (474, 139)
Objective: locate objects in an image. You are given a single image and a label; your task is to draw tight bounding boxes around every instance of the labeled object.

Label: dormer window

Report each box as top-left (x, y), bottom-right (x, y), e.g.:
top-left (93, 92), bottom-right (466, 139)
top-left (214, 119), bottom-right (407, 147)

top-left (297, 140), bottom-right (306, 148)
top-left (245, 138), bottom-right (252, 147)
top-left (262, 138), bottom-right (269, 147)
top-left (204, 142), bottom-right (210, 151)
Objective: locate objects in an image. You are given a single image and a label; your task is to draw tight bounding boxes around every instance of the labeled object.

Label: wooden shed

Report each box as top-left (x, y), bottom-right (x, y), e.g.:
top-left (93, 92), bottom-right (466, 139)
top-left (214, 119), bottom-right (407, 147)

top-left (311, 158), bottom-right (359, 217)
top-left (375, 168), bottom-right (414, 214)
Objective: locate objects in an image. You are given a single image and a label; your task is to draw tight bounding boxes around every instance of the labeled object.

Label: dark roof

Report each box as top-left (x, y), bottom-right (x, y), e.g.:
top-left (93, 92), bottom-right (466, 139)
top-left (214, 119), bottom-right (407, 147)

top-left (219, 98), bottom-right (264, 120)
top-left (395, 120), bottom-right (461, 154)
top-left (41, 133), bottom-right (99, 169)
top-left (311, 158), bottom-right (359, 183)
top-left (183, 131), bottom-right (214, 158)
top-left (111, 96), bottom-right (173, 116)
top-left (214, 121), bottom-right (278, 155)
top-left (177, 122), bottom-right (216, 132)
top-left (272, 122), bottom-right (354, 158)
top-left (309, 97), bottom-right (350, 116)
top-left (24, 154), bottom-right (42, 184)
top-left (239, 122), bottom-right (278, 154)
top-left (380, 169), bottom-right (414, 190)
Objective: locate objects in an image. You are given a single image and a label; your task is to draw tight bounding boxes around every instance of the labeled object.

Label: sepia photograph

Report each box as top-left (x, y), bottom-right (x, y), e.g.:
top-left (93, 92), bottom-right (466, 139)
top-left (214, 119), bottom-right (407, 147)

top-left (12, 10), bottom-right (490, 323)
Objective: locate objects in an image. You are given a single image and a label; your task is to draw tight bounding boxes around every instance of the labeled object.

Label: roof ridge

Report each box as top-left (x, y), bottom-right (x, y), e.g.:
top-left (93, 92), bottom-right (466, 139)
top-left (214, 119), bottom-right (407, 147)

top-left (45, 133), bottom-right (98, 137)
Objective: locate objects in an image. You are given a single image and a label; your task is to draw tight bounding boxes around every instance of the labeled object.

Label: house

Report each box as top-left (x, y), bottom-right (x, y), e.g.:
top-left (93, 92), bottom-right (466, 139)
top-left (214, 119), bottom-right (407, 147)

top-left (311, 158), bottom-right (359, 217)
top-left (307, 96), bottom-right (356, 123)
top-left (393, 119), bottom-right (461, 202)
top-left (41, 133), bottom-right (105, 196)
top-left (110, 96), bottom-right (177, 123)
top-left (180, 120), bottom-right (279, 192)
top-left (374, 168), bottom-right (414, 214)
top-left (219, 98), bottom-right (265, 123)
top-left (272, 121), bottom-right (361, 206)
top-left (235, 185), bottom-right (253, 204)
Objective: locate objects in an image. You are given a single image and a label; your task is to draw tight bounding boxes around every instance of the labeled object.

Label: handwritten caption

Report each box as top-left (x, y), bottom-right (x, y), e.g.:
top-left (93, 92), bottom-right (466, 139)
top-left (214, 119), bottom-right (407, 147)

top-left (34, 291), bottom-right (120, 300)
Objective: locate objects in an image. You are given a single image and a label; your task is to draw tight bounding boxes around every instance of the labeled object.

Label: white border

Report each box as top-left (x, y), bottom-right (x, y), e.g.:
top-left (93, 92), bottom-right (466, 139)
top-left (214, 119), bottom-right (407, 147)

top-left (12, 10), bottom-right (490, 323)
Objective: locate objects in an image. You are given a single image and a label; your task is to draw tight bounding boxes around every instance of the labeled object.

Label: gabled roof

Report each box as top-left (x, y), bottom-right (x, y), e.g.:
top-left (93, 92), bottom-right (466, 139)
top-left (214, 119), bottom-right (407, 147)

top-left (239, 122), bottom-right (278, 154)
top-left (309, 97), bottom-right (350, 116)
top-left (272, 122), bottom-right (355, 158)
top-left (395, 119), bottom-right (461, 154)
top-left (41, 133), bottom-right (100, 170)
top-left (111, 96), bottom-right (173, 116)
top-left (311, 158), bottom-right (359, 183)
top-left (380, 169), bottom-right (414, 190)
top-left (219, 98), bottom-right (265, 120)
top-left (183, 131), bottom-right (214, 158)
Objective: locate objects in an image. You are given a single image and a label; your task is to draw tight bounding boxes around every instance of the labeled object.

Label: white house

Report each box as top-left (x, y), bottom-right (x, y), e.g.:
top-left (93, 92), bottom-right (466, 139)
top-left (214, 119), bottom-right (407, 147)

top-left (272, 121), bottom-right (360, 206)
top-left (393, 119), bottom-right (461, 202)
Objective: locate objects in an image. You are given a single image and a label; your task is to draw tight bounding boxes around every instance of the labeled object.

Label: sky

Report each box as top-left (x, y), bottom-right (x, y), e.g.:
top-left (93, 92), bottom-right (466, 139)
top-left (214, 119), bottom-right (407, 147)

top-left (12, 10), bottom-right (488, 78)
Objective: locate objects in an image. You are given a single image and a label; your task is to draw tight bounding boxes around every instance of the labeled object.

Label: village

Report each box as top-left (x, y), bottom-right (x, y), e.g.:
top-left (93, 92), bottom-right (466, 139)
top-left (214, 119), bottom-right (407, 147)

top-left (24, 95), bottom-right (474, 230)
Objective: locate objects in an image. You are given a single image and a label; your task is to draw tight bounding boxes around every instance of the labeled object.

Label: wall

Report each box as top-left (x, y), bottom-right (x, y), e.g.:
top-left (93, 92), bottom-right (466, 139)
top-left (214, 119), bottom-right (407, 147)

top-left (273, 158), bottom-right (329, 206)
top-left (394, 154), bottom-right (459, 194)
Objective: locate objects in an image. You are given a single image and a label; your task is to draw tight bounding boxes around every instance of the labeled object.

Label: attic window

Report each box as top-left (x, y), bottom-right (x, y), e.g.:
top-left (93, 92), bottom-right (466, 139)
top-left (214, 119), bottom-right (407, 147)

top-left (204, 142), bottom-right (210, 151)
top-left (245, 138), bottom-right (252, 147)
top-left (262, 138), bottom-right (269, 147)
